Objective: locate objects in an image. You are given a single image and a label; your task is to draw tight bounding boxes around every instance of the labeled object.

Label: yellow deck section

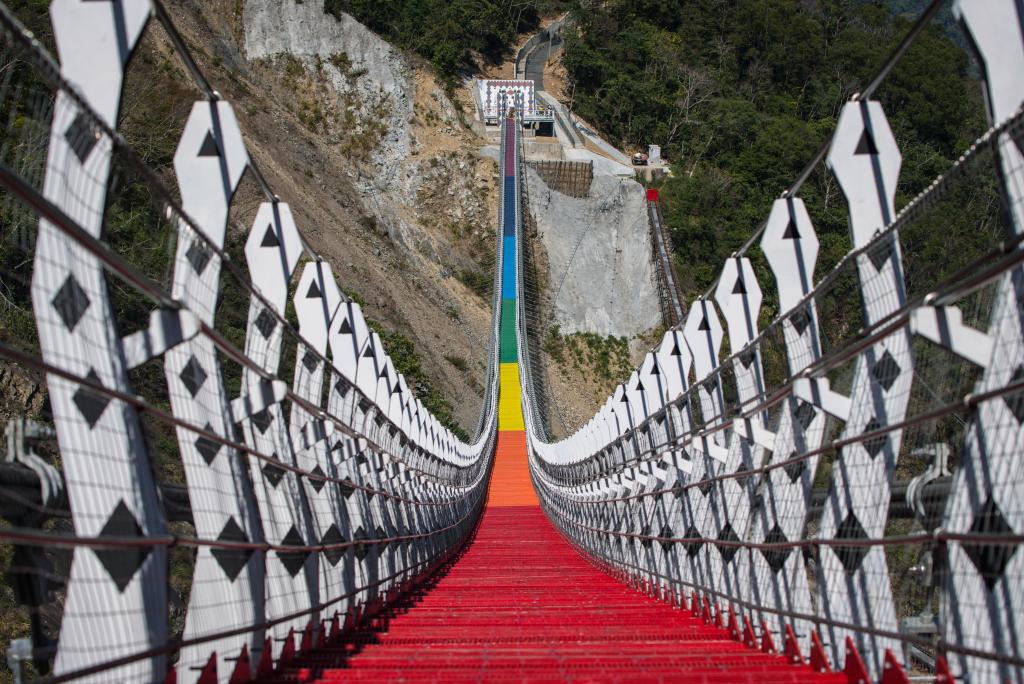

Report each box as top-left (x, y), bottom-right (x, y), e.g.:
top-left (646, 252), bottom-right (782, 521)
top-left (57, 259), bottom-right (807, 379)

top-left (489, 361), bottom-right (536, 506)
top-left (498, 362), bottom-right (525, 430)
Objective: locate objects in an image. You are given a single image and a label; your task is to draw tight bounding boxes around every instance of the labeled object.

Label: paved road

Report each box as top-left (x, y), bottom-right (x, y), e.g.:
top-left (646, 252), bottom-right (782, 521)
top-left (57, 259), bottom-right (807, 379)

top-left (523, 29), bottom-right (561, 92)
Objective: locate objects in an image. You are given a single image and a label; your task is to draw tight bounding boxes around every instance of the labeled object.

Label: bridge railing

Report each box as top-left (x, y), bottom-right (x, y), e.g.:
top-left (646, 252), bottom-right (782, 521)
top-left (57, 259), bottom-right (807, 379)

top-left (521, 0), bottom-right (1024, 681)
top-left (0, 2), bottom-right (498, 682)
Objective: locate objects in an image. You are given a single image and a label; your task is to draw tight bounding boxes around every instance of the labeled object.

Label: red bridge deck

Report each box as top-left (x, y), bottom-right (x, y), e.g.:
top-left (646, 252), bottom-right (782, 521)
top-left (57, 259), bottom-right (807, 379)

top-left (261, 506), bottom-right (844, 683)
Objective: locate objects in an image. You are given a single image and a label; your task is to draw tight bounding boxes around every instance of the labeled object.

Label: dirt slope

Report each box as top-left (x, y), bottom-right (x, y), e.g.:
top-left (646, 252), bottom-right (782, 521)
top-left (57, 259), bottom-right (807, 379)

top-left (151, 0), bottom-right (499, 435)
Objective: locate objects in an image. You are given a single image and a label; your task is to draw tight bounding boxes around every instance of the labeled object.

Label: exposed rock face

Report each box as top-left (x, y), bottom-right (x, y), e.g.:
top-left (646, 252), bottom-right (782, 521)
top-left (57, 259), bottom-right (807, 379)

top-left (245, 1), bottom-right (483, 253)
top-left (243, 0), bottom-right (413, 165)
top-left (239, 0), bottom-right (497, 433)
top-left (243, 1), bottom-right (418, 240)
top-left (526, 168), bottom-right (661, 338)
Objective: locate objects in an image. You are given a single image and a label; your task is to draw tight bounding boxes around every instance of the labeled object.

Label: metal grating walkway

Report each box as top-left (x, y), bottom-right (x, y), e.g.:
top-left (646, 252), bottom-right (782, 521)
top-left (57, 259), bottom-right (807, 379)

top-left (257, 506), bottom-right (846, 682)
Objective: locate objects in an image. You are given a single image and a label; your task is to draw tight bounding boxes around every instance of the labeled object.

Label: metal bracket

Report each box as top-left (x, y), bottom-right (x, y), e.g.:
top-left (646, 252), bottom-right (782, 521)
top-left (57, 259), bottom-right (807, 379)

top-left (4, 418), bottom-right (61, 514)
top-left (121, 307), bottom-right (201, 369)
top-left (292, 418), bottom-right (335, 454)
top-left (910, 305), bottom-right (993, 367)
top-left (905, 443), bottom-right (951, 526)
top-left (230, 379), bottom-right (288, 423)
top-left (899, 614), bottom-right (938, 670)
top-left (792, 377), bottom-right (850, 420)
top-left (6, 637), bottom-right (32, 684)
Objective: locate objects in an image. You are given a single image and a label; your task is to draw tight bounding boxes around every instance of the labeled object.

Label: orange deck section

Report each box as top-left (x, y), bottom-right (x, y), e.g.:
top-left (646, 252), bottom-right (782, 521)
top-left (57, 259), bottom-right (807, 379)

top-left (487, 430), bottom-right (539, 507)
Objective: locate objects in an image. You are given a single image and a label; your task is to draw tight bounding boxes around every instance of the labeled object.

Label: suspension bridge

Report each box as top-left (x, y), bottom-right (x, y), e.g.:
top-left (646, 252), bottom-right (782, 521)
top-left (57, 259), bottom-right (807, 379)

top-left (0, 1), bottom-right (1022, 682)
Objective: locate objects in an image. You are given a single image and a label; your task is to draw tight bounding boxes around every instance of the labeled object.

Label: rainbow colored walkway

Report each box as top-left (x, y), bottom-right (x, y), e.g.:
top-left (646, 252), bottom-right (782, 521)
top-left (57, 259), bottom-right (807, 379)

top-left (259, 118), bottom-right (842, 682)
top-left (490, 119), bottom-right (538, 508)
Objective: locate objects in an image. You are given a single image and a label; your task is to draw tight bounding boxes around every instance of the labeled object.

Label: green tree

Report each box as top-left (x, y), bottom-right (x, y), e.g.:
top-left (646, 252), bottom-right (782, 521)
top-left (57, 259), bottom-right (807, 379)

top-left (561, 0), bottom-right (985, 302)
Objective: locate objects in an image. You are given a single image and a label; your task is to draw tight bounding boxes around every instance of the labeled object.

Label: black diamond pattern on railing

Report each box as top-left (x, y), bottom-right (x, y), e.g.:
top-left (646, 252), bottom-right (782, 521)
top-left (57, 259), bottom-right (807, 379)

top-left (834, 512), bottom-right (869, 575)
top-left (262, 461), bottom-right (285, 488)
top-left (277, 526), bottom-right (310, 577)
top-left (871, 350), bottom-right (901, 392)
top-left (72, 369), bottom-right (111, 428)
top-left (963, 497), bottom-right (1018, 590)
top-left (683, 528), bottom-right (704, 560)
top-left (309, 465), bottom-right (326, 493)
top-left (64, 111), bottom-right (99, 163)
top-left (251, 408), bottom-right (273, 434)
top-left (95, 500), bottom-right (149, 592)
top-left (321, 524), bottom-right (346, 567)
top-left (193, 424), bottom-right (222, 465)
top-left (51, 274), bottom-right (90, 332)
top-left (715, 523), bottom-right (741, 564)
top-left (255, 308), bottom-right (277, 339)
top-left (179, 356), bottom-right (208, 398)
top-left (185, 240), bottom-right (211, 276)
top-left (211, 517), bottom-right (252, 582)
top-left (761, 525), bottom-right (792, 574)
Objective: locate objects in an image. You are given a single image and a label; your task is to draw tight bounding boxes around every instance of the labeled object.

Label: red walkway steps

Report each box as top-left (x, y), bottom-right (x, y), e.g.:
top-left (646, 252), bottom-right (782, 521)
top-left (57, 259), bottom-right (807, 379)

top-left (258, 507), bottom-right (845, 683)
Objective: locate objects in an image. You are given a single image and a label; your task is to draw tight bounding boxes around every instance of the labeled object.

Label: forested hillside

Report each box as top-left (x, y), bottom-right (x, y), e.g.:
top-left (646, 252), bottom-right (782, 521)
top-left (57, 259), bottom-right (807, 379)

top-left (560, 0), bottom-right (987, 300)
top-left (330, 0), bottom-right (566, 84)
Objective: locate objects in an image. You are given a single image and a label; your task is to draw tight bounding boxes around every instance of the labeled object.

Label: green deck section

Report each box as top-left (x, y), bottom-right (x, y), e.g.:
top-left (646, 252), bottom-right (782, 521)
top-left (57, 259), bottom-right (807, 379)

top-left (499, 299), bottom-right (517, 362)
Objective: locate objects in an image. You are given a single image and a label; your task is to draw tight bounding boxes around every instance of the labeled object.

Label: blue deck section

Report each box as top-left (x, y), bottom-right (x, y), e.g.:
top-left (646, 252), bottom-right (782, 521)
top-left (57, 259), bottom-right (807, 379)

top-left (499, 119), bottom-right (519, 363)
top-left (502, 177), bottom-right (516, 236)
top-left (502, 236), bottom-right (517, 299)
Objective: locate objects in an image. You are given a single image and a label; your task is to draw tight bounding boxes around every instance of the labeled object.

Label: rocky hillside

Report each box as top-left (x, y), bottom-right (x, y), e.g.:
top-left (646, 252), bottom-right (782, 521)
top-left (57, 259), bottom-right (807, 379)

top-left (1, 0), bottom-right (671, 446)
top-left (526, 169), bottom-right (660, 337)
top-left (152, 0), bottom-right (503, 435)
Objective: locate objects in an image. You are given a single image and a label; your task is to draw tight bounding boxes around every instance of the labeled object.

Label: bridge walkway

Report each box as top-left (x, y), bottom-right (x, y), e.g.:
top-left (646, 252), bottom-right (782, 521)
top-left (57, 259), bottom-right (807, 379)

top-left (255, 505), bottom-right (845, 683)
top-left (254, 346), bottom-right (843, 682)
top-left (252, 117), bottom-right (842, 684)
